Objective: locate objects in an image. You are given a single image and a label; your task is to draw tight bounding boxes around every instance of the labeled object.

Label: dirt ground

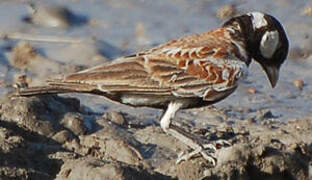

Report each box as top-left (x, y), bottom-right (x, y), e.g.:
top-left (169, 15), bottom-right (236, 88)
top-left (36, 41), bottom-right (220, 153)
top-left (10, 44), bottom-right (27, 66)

top-left (0, 94), bottom-right (311, 180)
top-left (0, 0), bottom-right (311, 179)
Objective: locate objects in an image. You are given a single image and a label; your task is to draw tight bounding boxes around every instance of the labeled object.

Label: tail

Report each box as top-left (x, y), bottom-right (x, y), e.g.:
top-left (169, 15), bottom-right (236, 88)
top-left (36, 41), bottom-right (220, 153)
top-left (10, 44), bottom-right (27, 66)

top-left (16, 86), bottom-right (74, 96)
top-left (16, 81), bottom-right (97, 96)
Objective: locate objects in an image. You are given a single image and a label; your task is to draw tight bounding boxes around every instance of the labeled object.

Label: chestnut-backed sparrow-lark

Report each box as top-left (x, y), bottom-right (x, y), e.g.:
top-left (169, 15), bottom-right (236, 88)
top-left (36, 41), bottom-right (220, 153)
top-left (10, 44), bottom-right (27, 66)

top-left (17, 12), bottom-right (289, 165)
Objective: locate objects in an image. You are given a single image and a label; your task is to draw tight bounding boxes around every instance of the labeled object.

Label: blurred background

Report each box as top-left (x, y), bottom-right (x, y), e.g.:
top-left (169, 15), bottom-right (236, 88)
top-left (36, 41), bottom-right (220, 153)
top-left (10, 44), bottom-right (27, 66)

top-left (0, 0), bottom-right (311, 122)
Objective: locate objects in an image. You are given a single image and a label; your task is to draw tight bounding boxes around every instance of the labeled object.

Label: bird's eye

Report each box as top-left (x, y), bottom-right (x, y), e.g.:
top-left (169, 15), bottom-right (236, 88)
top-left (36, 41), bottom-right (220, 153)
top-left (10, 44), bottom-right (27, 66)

top-left (260, 30), bottom-right (280, 59)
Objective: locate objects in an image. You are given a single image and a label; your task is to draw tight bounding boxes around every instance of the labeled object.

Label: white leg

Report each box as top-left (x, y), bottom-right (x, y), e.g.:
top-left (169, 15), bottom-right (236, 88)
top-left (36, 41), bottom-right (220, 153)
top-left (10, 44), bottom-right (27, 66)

top-left (160, 101), bottom-right (202, 149)
top-left (160, 101), bottom-right (182, 133)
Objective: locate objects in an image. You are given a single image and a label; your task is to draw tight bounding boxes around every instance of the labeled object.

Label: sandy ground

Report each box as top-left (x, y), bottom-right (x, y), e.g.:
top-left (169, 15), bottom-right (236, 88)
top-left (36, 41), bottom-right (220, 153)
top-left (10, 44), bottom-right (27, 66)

top-left (0, 0), bottom-right (312, 179)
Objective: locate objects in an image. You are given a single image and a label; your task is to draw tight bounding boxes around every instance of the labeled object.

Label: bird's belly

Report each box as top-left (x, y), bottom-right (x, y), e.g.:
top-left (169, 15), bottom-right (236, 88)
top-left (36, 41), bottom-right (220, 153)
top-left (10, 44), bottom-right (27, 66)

top-left (119, 87), bottom-right (236, 109)
top-left (120, 94), bottom-right (175, 108)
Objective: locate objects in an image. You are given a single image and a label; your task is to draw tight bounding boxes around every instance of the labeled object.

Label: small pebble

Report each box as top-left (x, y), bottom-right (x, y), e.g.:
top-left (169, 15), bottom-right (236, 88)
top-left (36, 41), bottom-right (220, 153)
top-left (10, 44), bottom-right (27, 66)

top-left (292, 79), bottom-right (304, 90)
top-left (25, 3), bottom-right (72, 28)
top-left (135, 22), bottom-right (146, 39)
top-left (61, 113), bottom-right (88, 136)
top-left (248, 88), bottom-right (257, 94)
top-left (256, 110), bottom-right (276, 120)
top-left (289, 47), bottom-right (311, 60)
top-left (247, 118), bottom-right (256, 124)
top-left (11, 41), bottom-right (37, 70)
top-left (135, 22), bottom-right (150, 45)
top-left (0, 80), bottom-right (7, 87)
top-left (301, 5), bottom-right (312, 17)
top-left (103, 111), bottom-right (127, 126)
top-left (216, 4), bottom-right (238, 20)
top-left (52, 130), bottom-right (74, 144)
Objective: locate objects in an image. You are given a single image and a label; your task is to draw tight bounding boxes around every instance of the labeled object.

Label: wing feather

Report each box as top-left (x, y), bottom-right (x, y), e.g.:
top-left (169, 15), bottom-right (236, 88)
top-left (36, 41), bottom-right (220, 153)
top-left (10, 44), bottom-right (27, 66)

top-left (47, 27), bottom-right (247, 100)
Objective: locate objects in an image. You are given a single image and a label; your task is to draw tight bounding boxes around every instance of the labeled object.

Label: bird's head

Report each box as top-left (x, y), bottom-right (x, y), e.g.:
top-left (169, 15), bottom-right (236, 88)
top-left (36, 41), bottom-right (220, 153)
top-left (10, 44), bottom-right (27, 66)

top-left (224, 12), bottom-right (289, 88)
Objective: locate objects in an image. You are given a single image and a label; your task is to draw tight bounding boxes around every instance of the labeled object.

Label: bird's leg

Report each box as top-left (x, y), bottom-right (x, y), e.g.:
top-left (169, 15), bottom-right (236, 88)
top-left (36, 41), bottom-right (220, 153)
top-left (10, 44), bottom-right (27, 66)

top-left (160, 101), bottom-right (217, 165)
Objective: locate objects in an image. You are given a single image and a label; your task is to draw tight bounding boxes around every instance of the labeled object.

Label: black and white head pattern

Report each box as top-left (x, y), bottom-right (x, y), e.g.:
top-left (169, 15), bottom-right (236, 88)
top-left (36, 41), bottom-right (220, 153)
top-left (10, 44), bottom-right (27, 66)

top-left (247, 12), bottom-right (281, 59)
top-left (223, 11), bottom-right (289, 87)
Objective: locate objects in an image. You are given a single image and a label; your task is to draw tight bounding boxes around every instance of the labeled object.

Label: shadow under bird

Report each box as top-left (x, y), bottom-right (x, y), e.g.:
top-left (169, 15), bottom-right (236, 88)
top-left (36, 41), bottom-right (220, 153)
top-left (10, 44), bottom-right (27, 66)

top-left (16, 12), bottom-right (289, 165)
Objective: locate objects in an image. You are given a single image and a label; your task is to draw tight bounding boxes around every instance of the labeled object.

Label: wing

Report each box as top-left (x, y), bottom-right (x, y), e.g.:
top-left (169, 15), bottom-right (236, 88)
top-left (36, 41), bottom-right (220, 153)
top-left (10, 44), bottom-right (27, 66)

top-left (50, 28), bottom-right (248, 100)
top-left (51, 56), bottom-right (173, 96)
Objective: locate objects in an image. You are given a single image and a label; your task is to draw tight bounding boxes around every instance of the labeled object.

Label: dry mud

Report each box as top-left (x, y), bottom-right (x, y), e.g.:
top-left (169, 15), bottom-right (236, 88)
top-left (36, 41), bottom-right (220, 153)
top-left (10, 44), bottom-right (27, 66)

top-left (0, 94), bottom-right (311, 180)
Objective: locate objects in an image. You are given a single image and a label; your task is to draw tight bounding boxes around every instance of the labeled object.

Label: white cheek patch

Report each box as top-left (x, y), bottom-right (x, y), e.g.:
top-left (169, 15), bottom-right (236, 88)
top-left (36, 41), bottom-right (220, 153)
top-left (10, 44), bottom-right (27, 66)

top-left (260, 30), bottom-right (280, 59)
top-left (247, 12), bottom-right (268, 29)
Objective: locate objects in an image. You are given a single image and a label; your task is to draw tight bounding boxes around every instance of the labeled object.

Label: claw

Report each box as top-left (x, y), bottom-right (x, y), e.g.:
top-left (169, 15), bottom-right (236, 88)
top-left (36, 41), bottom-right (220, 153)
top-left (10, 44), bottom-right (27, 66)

top-left (176, 141), bottom-right (231, 165)
top-left (199, 150), bottom-right (216, 166)
top-left (176, 144), bottom-right (217, 165)
top-left (202, 143), bottom-right (217, 152)
top-left (216, 140), bottom-right (231, 148)
top-left (159, 104), bottom-right (232, 166)
top-left (176, 147), bottom-right (201, 164)
top-left (176, 148), bottom-right (216, 165)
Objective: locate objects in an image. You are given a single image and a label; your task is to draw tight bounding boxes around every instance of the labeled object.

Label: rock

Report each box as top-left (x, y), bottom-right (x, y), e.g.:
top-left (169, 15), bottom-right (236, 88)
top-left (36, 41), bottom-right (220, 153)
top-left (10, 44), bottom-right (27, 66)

top-left (289, 46), bottom-right (311, 60)
top-left (52, 130), bottom-right (75, 144)
top-left (79, 118), bottom-right (144, 166)
top-left (61, 113), bottom-right (88, 136)
top-left (216, 4), bottom-right (238, 20)
top-left (10, 41), bottom-right (63, 80)
top-left (25, 3), bottom-right (71, 28)
top-left (176, 120), bottom-right (312, 180)
top-left (292, 78), bottom-right (304, 90)
top-left (255, 110), bottom-right (277, 121)
top-left (103, 110), bottom-right (127, 126)
top-left (0, 92), bottom-right (311, 179)
top-left (301, 5), bottom-right (312, 17)
top-left (11, 41), bottom-right (37, 70)
top-left (0, 120), bottom-right (66, 179)
top-left (135, 22), bottom-right (151, 46)
top-left (0, 94), bottom-right (80, 137)
top-left (23, 3), bottom-right (88, 28)
top-left (56, 157), bottom-right (171, 180)
top-left (247, 88), bottom-right (257, 94)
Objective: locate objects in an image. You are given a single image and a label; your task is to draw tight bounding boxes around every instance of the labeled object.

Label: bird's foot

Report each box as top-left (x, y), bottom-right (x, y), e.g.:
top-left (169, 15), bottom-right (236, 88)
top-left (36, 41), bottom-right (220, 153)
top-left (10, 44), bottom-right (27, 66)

top-left (176, 140), bottom-right (231, 165)
top-left (176, 144), bottom-right (216, 165)
top-left (215, 139), bottom-right (231, 148)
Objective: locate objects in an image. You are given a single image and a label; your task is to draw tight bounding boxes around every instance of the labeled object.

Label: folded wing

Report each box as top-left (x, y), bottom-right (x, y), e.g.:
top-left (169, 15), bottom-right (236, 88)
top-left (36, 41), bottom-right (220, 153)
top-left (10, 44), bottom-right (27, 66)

top-left (44, 28), bottom-right (247, 101)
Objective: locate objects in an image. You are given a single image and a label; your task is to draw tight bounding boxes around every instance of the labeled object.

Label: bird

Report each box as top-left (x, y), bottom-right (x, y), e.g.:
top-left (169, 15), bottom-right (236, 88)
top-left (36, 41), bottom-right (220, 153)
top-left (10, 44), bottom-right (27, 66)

top-left (16, 12), bottom-right (289, 165)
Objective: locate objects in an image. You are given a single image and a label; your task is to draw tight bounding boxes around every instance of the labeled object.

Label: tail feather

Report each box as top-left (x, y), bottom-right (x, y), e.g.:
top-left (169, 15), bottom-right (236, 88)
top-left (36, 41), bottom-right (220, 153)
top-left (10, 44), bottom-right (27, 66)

top-left (16, 86), bottom-right (75, 96)
top-left (16, 82), bottom-right (97, 96)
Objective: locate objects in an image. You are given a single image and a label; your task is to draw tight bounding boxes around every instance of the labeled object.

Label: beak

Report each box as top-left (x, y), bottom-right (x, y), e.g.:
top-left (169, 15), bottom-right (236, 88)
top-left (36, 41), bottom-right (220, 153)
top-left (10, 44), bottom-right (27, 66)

top-left (262, 65), bottom-right (280, 88)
